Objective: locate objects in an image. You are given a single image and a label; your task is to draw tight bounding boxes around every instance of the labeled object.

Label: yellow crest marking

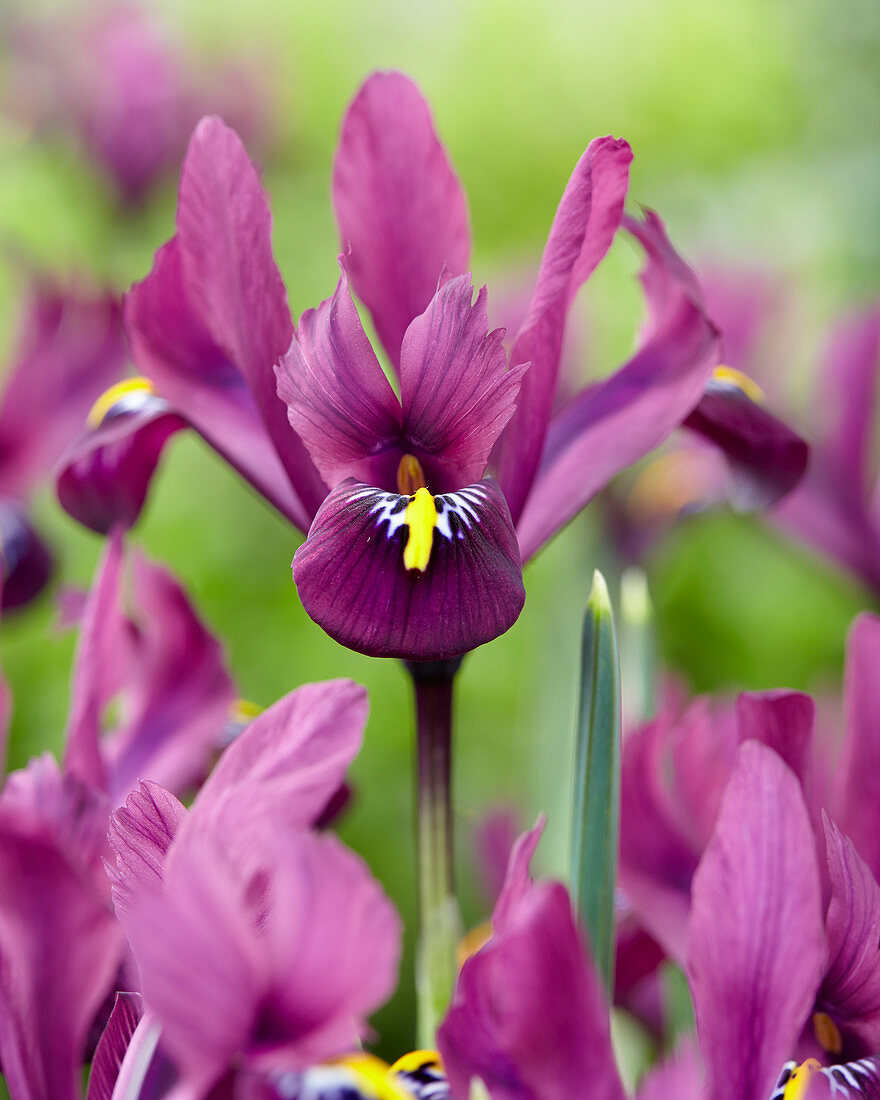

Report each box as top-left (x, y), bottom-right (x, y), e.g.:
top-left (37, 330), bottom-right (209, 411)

top-left (781, 1059), bottom-right (821, 1100)
top-left (333, 1053), bottom-right (412, 1099)
top-left (403, 488), bottom-right (438, 572)
top-left (711, 365), bottom-right (766, 405)
top-left (389, 1050), bottom-right (444, 1076)
top-left (87, 377), bottom-right (156, 428)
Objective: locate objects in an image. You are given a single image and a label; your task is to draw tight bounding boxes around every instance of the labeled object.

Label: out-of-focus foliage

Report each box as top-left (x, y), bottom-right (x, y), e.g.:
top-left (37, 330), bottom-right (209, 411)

top-left (0, 0), bottom-right (876, 1058)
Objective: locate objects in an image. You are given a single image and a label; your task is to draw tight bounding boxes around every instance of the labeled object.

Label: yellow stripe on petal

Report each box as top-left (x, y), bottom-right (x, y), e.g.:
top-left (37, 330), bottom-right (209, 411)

top-left (403, 488), bottom-right (438, 572)
top-left (87, 377), bottom-right (157, 428)
top-left (711, 365), bottom-right (766, 405)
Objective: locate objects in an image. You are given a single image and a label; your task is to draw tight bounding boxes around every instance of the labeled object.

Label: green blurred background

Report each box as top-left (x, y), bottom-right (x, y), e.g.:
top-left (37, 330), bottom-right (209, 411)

top-left (0, 0), bottom-right (877, 1059)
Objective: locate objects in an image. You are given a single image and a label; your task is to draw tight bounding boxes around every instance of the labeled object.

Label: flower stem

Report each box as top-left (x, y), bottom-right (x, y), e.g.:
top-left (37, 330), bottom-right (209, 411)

top-left (406, 657), bottom-right (462, 1049)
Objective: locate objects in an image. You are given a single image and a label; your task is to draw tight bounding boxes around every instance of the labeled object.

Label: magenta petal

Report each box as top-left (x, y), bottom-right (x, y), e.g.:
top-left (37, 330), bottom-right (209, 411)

top-left (492, 816), bottom-right (546, 933)
top-left (100, 550), bottom-right (234, 800)
top-left (259, 831), bottom-right (402, 1067)
top-left (735, 689), bottom-right (815, 785)
top-left (494, 136), bottom-right (633, 523)
top-left (634, 1040), bottom-right (703, 1100)
top-left (64, 528), bottom-right (126, 793)
top-left (516, 210), bottom-right (719, 563)
top-left (332, 71), bottom-right (471, 367)
top-left (0, 767), bottom-right (122, 1100)
top-left (818, 816), bottom-right (880, 1050)
top-left (275, 268), bottom-right (402, 486)
top-left (686, 741), bottom-right (824, 1100)
top-left (293, 478), bottom-right (524, 659)
top-left (400, 276), bottom-right (526, 487)
top-left (56, 401), bottom-right (186, 535)
top-left (126, 238), bottom-right (317, 531)
top-left (121, 833), bottom-right (266, 1093)
top-left (86, 992), bottom-right (143, 1100)
top-left (815, 308), bottom-right (880, 502)
top-left (683, 377), bottom-right (809, 510)
top-left (837, 613), bottom-right (880, 880)
top-left (0, 282), bottom-right (126, 501)
top-left (439, 882), bottom-right (625, 1100)
top-left (176, 117), bottom-right (324, 512)
top-left (186, 679), bottom-right (367, 842)
top-left (108, 781), bottom-right (186, 917)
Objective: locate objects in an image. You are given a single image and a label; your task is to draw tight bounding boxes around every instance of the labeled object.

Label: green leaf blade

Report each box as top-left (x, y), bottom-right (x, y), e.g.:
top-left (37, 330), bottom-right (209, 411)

top-left (570, 569), bottom-right (622, 994)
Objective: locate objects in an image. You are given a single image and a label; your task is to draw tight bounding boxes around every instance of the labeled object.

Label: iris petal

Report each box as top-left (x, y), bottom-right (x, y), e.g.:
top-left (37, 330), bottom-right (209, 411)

top-left (293, 478), bottom-right (524, 660)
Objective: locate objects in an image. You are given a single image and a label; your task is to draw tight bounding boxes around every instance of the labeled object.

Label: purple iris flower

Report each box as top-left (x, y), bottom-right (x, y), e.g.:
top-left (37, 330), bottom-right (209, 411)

top-left (439, 746), bottom-right (880, 1099)
top-left (0, 530), bottom-right (240, 1100)
top-left (57, 72), bottom-right (807, 661)
top-left (618, 612), bottom-right (880, 1059)
top-left (0, 279), bottom-right (125, 610)
top-left (103, 679), bottom-right (398, 1098)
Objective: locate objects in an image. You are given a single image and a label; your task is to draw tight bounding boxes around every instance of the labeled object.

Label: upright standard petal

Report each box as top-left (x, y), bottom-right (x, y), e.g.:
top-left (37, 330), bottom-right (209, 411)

top-left (107, 781), bottom-right (185, 917)
top-left (86, 992), bottom-right (143, 1100)
top-left (399, 277), bottom-right (526, 490)
top-left (64, 530), bottom-right (234, 802)
top-left (515, 210), bottom-right (718, 563)
top-left (494, 136), bottom-right (633, 523)
top-left (176, 116), bottom-right (325, 513)
top-left (439, 881), bottom-right (625, 1100)
top-left (818, 817), bottom-right (880, 1051)
top-left (634, 1040), bottom-right (704, 1100)
top-left (293, 477), bottom-right (524, 660)
top-left (686, 741), bottom-right (825, 1100)
top-left (837, 613), bottom-right (880, 880)
top-left (275, 268), bottom-right (402, 487)
top-left (332, 71), bottom-right (471, 367)
top-left (64, 527), bottom-right (127, 793)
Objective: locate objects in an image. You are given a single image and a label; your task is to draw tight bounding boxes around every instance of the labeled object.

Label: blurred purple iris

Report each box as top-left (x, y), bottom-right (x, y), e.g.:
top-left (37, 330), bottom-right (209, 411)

top-left (439, 750), bottom-right (880, 1100)
top-left (617, 612), bottom-right (880, 1062)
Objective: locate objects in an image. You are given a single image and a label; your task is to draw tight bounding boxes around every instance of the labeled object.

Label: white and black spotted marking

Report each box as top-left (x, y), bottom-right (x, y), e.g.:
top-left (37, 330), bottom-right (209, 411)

top-left (353, 484), bottom-right (489, 544)
top-left (769, 1058), bottom-right (880, 1099)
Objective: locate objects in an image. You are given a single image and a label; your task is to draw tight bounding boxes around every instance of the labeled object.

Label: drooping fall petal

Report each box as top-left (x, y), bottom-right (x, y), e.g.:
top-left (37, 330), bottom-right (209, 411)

top-left (332, 70), bottom-right (471, 367)
top-left (86, 992), bottom-right (143, 1100)
top-left (293, 477), bottom-right (524, 660)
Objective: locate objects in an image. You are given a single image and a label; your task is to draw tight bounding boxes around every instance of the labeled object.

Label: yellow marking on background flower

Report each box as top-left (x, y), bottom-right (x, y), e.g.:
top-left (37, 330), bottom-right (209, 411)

top-left (335, 1053), bottom-right (413, 1099)
top-left (457, 921), bottom-right (492, 968)
top-left (398, 453), bottom-right (428, 495)
top-left (626, 451), bottom-right (715, 522)
top-left (87, 377), bottom-right (156, 428)
top-left (229, 698), bottom-right (263, 724)
top-left (403, 488), bottom-right (438, 572)
top-left (780, 1059), bottom-right (821, 1099)
top-left (389, 1050), bottom-right (445, 1076)
top-left (812, 1011), bottom-right (843, 1054)
top-left (711, 365), bottom-right (766, 404)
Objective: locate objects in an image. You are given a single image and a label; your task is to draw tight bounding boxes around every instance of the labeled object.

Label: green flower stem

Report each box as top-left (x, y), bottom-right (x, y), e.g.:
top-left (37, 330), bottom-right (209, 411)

top-left (406, 657), bottom-right (462, 1049)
